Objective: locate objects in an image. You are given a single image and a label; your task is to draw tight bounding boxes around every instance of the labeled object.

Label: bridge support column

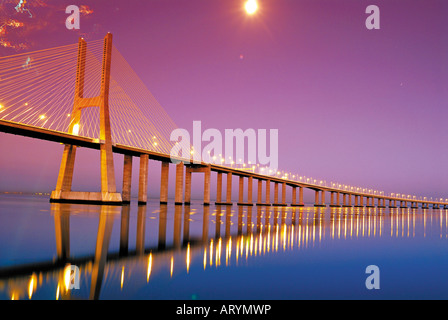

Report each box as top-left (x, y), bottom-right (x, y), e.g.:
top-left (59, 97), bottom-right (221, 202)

top-left (160, 162), bottom-right (169, 204)
top-left (343, 194), bottom-right (347, 207)
top-left (347, 194), bottom-right (352, 207)
top-left (247, 177), bottom-right (253, 205)
top-left (122, 154), bottom-right (132, 204)
top-left (203, 166), bottom-right (211, 206)
top-left (216, 172), bottom-right (223, 204)
top-left (355, 195), bottom-right (360, 207)
top-left (265, 180), bottom-right (271, 206)
top-left (336, 192), bottom-right (340, 207)
top-left (174, 163), bottom-right (184, 205)
top-left (138, 154), bottom-right (149, 205)
top-left (314, 190), bottom-right (326, 207)
top-left (292, 187), bottom-right (297, 206)
top-left (282, 182), bottom-right (286, 205)
top-left (221, 172), bottom-right (233, 205)
top-left (291, 186), bottom-right (304, 206)
top-left (226, 173), bottom-right (232, 204)
top-left (274, 182), bottom-right (279, 205)
top-left (257, 179), bottom-right (262, 204)
top-left (238, 176), bottom-right (244, 204)
top-left (184, 166), bottom-right (192, 205)
top-left (299, 187), bottom-right (304, 206)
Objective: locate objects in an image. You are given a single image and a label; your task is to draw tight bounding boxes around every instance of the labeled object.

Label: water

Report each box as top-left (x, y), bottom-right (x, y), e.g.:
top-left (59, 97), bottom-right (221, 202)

top-left (0, 193), bottom-right (447, 300)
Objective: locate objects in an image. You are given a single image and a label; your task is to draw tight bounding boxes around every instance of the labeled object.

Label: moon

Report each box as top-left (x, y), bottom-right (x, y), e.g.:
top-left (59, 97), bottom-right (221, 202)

top-left (245, 0), bottom-right (258, 15)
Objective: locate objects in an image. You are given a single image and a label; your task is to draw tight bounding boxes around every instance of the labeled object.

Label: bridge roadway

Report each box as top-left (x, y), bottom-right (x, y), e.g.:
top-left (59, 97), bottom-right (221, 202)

top-left (1, 119), bottom-right (446, 209)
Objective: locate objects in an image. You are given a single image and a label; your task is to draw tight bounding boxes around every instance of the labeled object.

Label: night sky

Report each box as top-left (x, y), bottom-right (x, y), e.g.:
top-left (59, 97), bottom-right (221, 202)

top-left (1, 0), bottom-right (447, 200)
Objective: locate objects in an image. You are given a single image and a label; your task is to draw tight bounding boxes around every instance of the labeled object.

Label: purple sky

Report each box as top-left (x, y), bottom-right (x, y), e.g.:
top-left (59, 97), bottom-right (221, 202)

top-left (1, 0), bottom-right (448, 200)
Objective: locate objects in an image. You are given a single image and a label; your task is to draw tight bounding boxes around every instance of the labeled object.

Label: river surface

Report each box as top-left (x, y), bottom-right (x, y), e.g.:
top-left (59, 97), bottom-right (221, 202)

top-left (0, 194), bottom-right (447, 300)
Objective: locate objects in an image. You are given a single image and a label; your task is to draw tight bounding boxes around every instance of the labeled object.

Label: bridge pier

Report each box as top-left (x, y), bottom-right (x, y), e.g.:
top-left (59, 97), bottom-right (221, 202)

top-left (271, 182), bottom-right (279, 205)
top-left (226, 173), bottom-right (233, 204)
top-left (237, 176), bottom-right (254, 206)
top-left (389, 199), bottom-right (396, 208)
top-left (291, 186), bottom-right (304, 206)
top-left (257, 179), bottom-right (262, 204)
top-left (160, 162), bottom-right (169, 204)
top-left (238, 176), bottom-right (244, 204)
top-left (203, 166), bottom-right (211, 205)
top-left (184, 166), bottom-right (192, 205)
top-left (354, 195), bottom-right (361, 207)
top-left (122, 155), bottom-right (132, 204)
top-left (273, 182), bottom-right (287, 206)
top-left (330, 192), bottom-right (340, 207)
top-left (366, 197), bottom-right (374, 208)
top-left (291, 187), bottom-right (305, 207)
top-left (267, 180), bottom-right (272, 205)
top-left (342, 193), bottom-right (351, 207)
top-left (314, 190), bottom-right (326, 207)
top-left (183, 165), bottom-right (210, 205)
top-left (216, 172), bottom-right (223, 203)
top-left (216, 172), bottom-right (232, 205)
top-left (248, 177), bottom-right (253, 205)
top-left (174, 163), bottom-right (184, 205)
top-left (138, 154), bottom-right (149, 205)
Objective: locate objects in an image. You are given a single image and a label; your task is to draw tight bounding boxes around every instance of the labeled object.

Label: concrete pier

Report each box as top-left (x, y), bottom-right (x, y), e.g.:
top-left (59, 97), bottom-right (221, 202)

top-left (174, 162), bottom-right (184, 205)
top-left (122, 154), bottom-right (132, 204)
top-left (160, 162), bottom-right (169, 204)
top-left (138, 154), bottom-right (148, 205)
top-left (184, 166), bottom-right (192, 205)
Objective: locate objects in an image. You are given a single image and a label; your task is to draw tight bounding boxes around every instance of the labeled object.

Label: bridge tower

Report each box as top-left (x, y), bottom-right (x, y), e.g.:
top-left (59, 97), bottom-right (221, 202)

top-left (50, 33), bottom-right (122, 204)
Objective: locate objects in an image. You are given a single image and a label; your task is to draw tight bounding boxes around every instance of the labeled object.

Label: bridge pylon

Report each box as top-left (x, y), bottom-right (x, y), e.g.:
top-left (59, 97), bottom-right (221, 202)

top-left (50, 33), bottom-right (122, 205)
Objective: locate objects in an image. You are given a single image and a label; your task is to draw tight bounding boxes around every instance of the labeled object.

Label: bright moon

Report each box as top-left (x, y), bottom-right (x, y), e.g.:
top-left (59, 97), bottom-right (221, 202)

top-left (245, 0), bottom-right (258, 15)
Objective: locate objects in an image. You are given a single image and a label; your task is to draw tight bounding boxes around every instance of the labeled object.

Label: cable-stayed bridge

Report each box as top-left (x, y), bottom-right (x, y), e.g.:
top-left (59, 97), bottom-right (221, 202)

top-left (0, 34), bottom-right (446, 209)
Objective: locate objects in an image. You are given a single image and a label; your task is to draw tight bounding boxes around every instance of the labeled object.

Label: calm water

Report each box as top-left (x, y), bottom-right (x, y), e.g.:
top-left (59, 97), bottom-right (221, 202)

top-left (0, 194), bottom-right (447, 300)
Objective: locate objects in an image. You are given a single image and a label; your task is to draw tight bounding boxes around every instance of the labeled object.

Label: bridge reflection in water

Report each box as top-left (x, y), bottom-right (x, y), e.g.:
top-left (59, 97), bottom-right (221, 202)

top-left (1, 203), bottom-right (447, 300)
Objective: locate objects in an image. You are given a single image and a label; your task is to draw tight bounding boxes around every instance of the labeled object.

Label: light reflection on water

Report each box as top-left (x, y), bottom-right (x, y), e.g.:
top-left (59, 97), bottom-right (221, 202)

top-left (0, 194), bottom-right (447, 300)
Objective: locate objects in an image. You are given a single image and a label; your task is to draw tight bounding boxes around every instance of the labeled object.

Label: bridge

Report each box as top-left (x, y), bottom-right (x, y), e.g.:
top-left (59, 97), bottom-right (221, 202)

top-left (0, 34), bottom-right (447, 209)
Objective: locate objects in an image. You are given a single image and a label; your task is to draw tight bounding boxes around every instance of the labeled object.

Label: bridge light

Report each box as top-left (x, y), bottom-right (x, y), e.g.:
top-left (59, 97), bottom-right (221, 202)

top-left (39, 114), bottom-right (46, 120)
top-left (72, 123), bottom-right (80, 135)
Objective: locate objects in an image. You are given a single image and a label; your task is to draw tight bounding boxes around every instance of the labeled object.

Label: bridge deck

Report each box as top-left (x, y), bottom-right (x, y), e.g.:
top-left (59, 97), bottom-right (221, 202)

top-left (0, 119), bottom-right (445, 206)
